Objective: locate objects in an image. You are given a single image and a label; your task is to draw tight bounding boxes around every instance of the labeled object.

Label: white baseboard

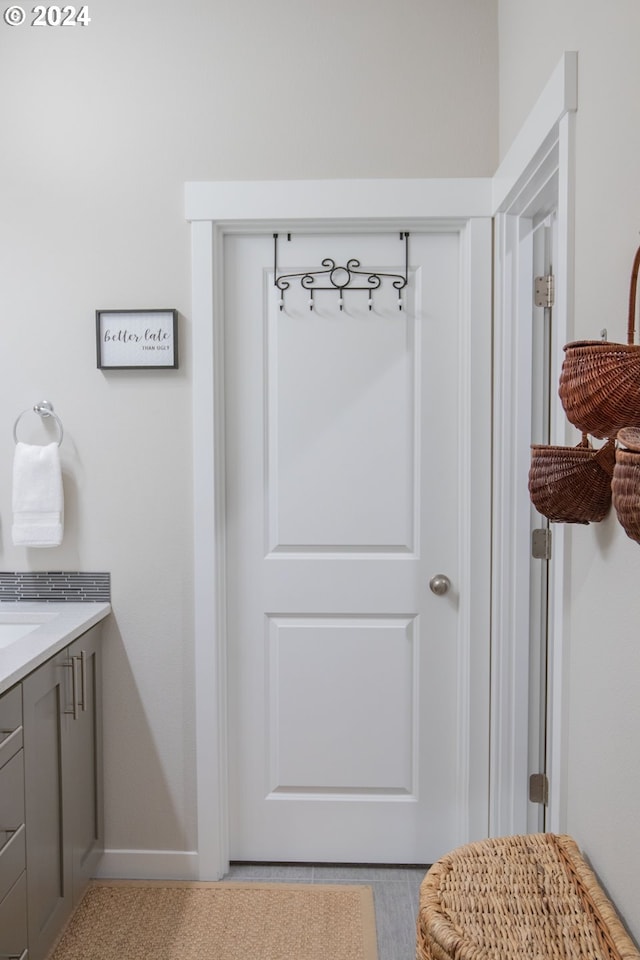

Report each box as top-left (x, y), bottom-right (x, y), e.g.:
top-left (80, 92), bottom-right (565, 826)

top-left (96, 849), bottom-right (201, 881)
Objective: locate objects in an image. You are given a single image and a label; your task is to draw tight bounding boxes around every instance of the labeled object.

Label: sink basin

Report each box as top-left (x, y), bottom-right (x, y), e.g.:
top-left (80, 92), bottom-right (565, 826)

top-left (0, 611), bottom-right (58, 649)
top-left (0, 601), bottom-right (111, 696)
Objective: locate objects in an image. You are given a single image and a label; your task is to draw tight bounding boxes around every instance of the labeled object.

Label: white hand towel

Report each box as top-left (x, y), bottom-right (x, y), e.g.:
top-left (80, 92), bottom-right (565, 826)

top-left (12, 442), bottom-right (64, 547)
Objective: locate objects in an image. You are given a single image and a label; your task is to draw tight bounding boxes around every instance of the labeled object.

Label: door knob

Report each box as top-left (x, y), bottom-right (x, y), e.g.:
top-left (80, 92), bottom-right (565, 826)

top-left (429, 574), bottom-right (451, 596)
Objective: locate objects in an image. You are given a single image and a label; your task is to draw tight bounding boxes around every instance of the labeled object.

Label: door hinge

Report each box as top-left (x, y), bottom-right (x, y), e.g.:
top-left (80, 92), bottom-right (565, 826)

top-left (534, 274), bottom-right (555, 308)
top-left (532, 527), bottom-right (552, 560)
top-left (529, 772), bottom-right (549, 805)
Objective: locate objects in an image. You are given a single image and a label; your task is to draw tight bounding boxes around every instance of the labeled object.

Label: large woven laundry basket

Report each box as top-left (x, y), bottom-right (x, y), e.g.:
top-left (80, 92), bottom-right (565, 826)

top-left (417, 834), bottom-right (639, 960)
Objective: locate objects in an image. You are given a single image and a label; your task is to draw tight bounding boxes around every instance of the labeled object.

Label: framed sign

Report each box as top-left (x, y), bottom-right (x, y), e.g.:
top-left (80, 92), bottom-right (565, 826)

top-left (96, 309), bottom-right (179, 369)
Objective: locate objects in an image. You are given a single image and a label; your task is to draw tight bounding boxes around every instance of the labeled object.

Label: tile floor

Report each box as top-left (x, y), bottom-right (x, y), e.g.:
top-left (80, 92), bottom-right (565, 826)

top-left (224, 862), bottom-right (430, 960)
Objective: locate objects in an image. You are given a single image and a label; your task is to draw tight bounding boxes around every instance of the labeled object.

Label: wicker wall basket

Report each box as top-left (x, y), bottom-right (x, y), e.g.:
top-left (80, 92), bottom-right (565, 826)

top-left (558, 245), bottom-right (640, 439)
top-left (528, 435), bottom-right (616, 524)
top-left (611, 426), bottom-right (640, 543)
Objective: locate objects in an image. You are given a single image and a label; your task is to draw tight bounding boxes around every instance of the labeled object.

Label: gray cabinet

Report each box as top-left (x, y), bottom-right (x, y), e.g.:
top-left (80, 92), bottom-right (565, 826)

top-left (22, 624), bottom-right (103, 960)
top-left (67, 629), bottom-right (103, 903)
top-left (0, 684), bottom-right (27, 960)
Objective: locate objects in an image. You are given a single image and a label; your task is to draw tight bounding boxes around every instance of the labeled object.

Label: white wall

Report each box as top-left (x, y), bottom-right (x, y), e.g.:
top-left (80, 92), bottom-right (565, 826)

top-left (500, 2), bottom-right (640, 942)
top-left (0, 1), bottom-right (498, 871)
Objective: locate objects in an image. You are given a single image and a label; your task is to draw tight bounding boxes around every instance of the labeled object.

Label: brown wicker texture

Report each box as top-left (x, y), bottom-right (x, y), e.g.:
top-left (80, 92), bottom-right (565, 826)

top-left (611, 431), bottom-right (640, 544)
top-left (528, 435), bottom-right (616, 524)
top-left (559, 245), bottom-right (640, 438)
top-left (416, 833), bottom-right (640, 960)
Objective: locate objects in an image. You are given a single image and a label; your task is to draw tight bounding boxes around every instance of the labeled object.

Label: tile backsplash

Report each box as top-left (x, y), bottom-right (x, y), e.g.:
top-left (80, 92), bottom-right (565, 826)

top-left (0, 572), bottom-right (110, 602)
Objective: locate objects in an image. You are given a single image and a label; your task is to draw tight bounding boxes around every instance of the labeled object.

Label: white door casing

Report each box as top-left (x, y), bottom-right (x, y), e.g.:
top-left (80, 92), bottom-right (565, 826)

top-left (224, 229), bottom-right (488, 863)
top-left (491, 52), bottom-right (576, 837)
top-left (188, 181), bottom-right (492, 879)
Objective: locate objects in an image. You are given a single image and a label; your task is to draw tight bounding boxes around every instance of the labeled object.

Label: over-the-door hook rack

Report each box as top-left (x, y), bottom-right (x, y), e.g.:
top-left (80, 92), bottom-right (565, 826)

top-left (13, 401), bottom-right (64, 446)
top-left (274, 232), bottom-right (410, 312)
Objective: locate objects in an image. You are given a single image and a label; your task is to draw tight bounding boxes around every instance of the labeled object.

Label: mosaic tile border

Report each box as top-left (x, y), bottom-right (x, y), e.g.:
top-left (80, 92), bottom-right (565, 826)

top-left (0, 572), bottom-right (110, 602)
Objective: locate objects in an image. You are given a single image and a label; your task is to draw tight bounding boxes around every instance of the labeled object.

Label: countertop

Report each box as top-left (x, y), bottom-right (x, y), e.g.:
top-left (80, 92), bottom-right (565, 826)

top-left (0, 601), bottom-right (111, 695)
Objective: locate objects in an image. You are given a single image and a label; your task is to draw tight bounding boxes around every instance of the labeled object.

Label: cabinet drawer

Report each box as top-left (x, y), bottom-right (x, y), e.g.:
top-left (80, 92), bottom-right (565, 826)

top-left (0, 750), bottom-right (25, 903)
top-left (0, 870), bottom-right (28, 958)
top-left (0, 749), bottom-right (25, 827)
top-left (0, 686), bottom-right (23, 769)
top-left (0, 824), bottom-right (25, 905)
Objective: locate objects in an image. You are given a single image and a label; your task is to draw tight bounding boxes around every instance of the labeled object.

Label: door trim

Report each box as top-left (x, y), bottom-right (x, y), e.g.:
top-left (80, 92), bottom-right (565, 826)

top-left (491, 52), bottom-right (577, 836)
top-left (187, 184), bottom-right (493, 878)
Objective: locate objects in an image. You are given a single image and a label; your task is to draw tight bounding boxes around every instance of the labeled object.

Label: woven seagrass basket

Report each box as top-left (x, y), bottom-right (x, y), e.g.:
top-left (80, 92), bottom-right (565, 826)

top-left (528, 434), bottom-right (616, 524)
top-left (417, 834), bottom-right (640, 960)
top-left (611, 426), bottom-right (640, 543)
top-left (559, 245), bottom-right (640, 438)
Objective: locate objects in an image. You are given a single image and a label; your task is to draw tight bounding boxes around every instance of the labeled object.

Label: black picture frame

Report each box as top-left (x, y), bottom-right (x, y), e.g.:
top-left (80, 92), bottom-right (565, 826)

top-left (96, 309), bottom-right (179, 369)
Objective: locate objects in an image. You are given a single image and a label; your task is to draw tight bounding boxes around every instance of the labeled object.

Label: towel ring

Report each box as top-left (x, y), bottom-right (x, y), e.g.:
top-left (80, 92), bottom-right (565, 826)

top-left (13, 401), bottom-right (64, 447)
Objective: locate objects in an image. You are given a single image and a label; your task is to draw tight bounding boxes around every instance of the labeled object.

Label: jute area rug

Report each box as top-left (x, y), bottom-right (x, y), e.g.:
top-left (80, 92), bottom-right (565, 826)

top-left (49, 880), bottom-right (379, 960)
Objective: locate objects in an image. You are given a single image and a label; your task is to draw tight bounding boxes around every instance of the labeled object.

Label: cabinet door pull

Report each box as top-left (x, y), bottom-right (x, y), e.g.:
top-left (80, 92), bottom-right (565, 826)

top-left (80, 649), bottom-right (87, 712)
top-left (0, 951), bottom-right (28, 960)
top-left (0, 827), bottom-right (17, 856)
top-left (62, 657), bottom-right (80, 720)
top-left (0, 727), bottom-right (20, 745)
top-left (0, 823), bottom-right (24, 857)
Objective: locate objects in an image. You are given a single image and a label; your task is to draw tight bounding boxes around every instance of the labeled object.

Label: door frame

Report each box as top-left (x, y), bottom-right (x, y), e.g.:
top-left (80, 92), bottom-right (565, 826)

top-left (491, 52), bottom-right (577, 837)
top-left (187, 181), bottom-right (493, 878)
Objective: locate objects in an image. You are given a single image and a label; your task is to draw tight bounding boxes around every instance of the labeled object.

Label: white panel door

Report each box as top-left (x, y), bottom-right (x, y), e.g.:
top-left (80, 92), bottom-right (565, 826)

top-left (224, 229), bottom-right (486, 863)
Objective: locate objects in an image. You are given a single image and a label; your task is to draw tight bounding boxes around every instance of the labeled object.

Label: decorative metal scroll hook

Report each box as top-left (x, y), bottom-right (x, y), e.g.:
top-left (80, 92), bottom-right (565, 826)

top-left (274, 232), bottom-right (410, 313)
